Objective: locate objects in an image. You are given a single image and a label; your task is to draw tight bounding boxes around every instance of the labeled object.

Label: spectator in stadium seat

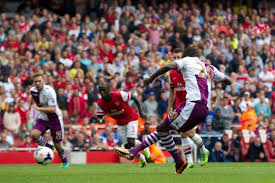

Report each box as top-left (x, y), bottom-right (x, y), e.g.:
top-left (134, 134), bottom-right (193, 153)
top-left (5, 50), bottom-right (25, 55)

top-left (87, 82), bottom-right (98, 106)
top-left (0, 132), bottom-right (11, 148)
top-left (57, 87), bottom-right (68, 111)
top-left (268, 129), bottom-right (275, 148)
top-left (201, 122), bottom-right (218, 135)
top-left (16, 99), bottom-right (28, 127)
top-left (239, 92), bottom-right (254, 112)
top-left (100, 123), bottom-right (121, 146)
top-left (210, 141), bottom-right (226, 162)
top-left (206, 47), bottom-right (219, 68)
top-left (270, 90), bottom-right (275, 114)
top-left (68, 88), bottom-right (86, 120)
top-left (92, 134), bottom-right (109, 150)
top-left (71, 132), bottom-right (90, 151)
top-left (246, 136), bottom-right (267, 162)
top-left (3, 102), bottom-right (21, 134)
top-left (142, 92), bottom-right (158, 120)
top-left (254, 95), bottom-right (271, 118)
top-left (157, 91), bottom-right (168, 118)
top-left (231, 129), bottom-right (242, 162)
top-left (69, 60), bottom-right (84, 79)
top-left (259, 65), bottom-right (274, 92)
top-left (19, 135), bottom-right (37, 148)
top-left (217, 96), bottom-right (234, 129)
top-left (212, 108), bottom-right (225, 132)
top-left (220, 133), bottom-right (231, 161)
top-left (232, 98), bottom-right (242, 124)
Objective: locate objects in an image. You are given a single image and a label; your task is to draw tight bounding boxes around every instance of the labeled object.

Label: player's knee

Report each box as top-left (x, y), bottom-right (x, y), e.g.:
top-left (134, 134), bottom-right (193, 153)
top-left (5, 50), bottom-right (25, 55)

top-left (30, 130), bottom-right (39, 140)
top-left (186, 130), bottom-right (196, 138)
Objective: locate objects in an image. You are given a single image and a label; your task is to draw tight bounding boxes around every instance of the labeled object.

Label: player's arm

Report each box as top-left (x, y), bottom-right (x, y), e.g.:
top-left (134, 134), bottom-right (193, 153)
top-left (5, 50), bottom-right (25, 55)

top-left (131, 95), bottom-right (146, 120)
top-left (213, 67), bottom-right (232, 85)
top-left (144, 62), bottom-right (178, 84)
top-left (167, 88), bottom-right (175, 113)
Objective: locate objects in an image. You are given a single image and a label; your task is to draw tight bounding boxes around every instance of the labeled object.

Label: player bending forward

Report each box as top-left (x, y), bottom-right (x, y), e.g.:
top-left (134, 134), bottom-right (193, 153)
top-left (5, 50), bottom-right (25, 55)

top-left (96, 82), bottom-right (151, 167)
top-left (169, 48), bottom-right (209, 168)
top-left (114, 47), bottom-right (231, 174)
top-left (30, 73), bottom-right (69, 168)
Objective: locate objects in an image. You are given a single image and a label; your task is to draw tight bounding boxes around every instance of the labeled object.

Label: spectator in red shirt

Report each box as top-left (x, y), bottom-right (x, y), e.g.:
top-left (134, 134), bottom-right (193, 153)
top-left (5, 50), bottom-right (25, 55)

top-left (271, 91), bottom-right (275, 114)
top-left (16, 99), bottom-right (28, 126)
top-left (68, 89), bottom-right (86, 119)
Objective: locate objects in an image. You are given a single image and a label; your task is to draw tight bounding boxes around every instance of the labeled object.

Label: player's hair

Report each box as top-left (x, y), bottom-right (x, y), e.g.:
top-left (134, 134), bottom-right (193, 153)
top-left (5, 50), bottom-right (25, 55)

top-left (32, 72), bottom-right (44, 79)
top-left (183, 46), bottom-right (199, 57)
top-left (98, 82), bottom-right (110, 90)
top-left (173, 48), bottom-right (183, 54)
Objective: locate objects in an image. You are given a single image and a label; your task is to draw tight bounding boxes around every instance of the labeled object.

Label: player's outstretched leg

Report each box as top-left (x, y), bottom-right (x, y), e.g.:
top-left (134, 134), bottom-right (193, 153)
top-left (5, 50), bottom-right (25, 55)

top-left (114, 131), bottom-right (159, 160)
top-left (54, 142), bottom-right (69, 169)
top-left (191, 134), bottom-right (209, 166)
top-left (31, 129), bottom-right (54, 150)
top-left (182, 137), bottom-right (194, 168)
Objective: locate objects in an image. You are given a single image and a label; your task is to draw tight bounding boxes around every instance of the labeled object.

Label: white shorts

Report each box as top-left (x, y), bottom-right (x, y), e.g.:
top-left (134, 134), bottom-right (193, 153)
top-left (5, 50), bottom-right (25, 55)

top-left (117, 120), bottom-right (138, 145)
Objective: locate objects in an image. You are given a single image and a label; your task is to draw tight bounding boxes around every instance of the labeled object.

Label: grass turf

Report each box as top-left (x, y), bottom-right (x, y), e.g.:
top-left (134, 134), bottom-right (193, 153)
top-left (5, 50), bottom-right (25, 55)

top-left (0, 163), bottom-right (275, 183)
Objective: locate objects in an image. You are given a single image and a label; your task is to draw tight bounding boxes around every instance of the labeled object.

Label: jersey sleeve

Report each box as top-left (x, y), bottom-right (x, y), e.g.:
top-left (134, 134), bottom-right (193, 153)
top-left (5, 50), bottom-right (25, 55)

top-left (96, 102), bottom-right (104, 116)
top-left (213, 66), bottom-right (225, 82)
top-left (47, 88), bottom-right (58, 106)
top-left (120, 91), bottom-right (131, 102)
top-left (175, 57), bottom-right (189, 70)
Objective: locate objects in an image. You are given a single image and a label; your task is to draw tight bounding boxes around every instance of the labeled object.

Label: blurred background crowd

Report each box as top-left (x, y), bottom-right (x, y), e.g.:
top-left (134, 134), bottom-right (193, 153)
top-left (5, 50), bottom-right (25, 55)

top-left (0, 0), bottom-right (274, 162)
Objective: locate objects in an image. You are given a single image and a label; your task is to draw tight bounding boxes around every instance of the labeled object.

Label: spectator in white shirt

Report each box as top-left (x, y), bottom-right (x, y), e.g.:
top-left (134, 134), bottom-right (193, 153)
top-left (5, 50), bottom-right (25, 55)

top-left (239, 91), bottom-right (254, 112)
top-left (259, 65), bottom-right (274, 92)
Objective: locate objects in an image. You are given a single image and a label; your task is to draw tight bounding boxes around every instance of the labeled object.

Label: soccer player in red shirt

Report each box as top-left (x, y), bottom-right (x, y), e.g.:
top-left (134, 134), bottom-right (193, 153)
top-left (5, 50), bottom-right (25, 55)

top-left (168, 48), bottom-right (209, 168)
top-left (96, 82), bottom-right (150, 167)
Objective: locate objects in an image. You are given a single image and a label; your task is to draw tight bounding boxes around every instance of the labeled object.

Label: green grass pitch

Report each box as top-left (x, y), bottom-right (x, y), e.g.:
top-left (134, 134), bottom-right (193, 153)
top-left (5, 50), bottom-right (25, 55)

top-left (1, 163), bottom-right (275, 183)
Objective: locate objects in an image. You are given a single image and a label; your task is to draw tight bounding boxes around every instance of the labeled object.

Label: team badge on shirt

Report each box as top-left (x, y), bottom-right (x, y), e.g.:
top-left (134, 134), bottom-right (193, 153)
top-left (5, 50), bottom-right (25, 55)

top-left (115, 102), bottom-right (120, 106)
top-left (169, 111), bottom-right (178, 121)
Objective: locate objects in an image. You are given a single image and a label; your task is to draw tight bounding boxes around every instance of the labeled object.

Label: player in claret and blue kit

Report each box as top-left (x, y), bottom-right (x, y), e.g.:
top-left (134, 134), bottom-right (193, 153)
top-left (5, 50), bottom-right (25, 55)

top-left (96, 82), bottom-right (151, 167)
top-left (114, 47), bottom-right (232, 174)
top-left (30, 72), bottom-right (69, 168)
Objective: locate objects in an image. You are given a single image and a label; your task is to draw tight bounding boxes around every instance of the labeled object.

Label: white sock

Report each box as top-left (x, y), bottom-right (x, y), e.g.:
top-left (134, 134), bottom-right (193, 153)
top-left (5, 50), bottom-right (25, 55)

top-left (138, 153), bottom-right (146, 161)
top-left (182, 137), bottom-right (193, 163)
top-left (191, 134), bottom-right (208, 153)
top-left (185, 152), bottom-right (193, 164)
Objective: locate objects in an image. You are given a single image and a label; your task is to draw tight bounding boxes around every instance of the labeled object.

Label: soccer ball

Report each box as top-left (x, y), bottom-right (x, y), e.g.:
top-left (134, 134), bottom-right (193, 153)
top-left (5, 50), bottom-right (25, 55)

top-left (34, 146), bottom-right (54, 165)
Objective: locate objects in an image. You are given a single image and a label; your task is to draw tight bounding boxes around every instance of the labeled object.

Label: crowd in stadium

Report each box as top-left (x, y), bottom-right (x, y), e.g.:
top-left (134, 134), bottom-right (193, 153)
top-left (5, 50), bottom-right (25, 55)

top-left (0, 0), bottom-right (274, 162)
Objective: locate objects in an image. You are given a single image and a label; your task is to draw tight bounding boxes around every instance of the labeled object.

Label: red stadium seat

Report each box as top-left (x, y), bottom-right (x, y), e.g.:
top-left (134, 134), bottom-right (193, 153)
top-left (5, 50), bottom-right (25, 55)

top-left (263, 140), bottom-right (275, 162)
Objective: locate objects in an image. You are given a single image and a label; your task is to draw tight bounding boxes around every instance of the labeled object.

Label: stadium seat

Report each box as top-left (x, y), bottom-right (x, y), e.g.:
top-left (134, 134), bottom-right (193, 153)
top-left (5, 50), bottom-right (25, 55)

top-left (225, 130), bottom-right (233, 139)
top-left (262, 140), bottom-right (275, 162)
top-left (259, 129), bottom-right (267, 143)
top-left (240, 136), bottom-right (254, 161)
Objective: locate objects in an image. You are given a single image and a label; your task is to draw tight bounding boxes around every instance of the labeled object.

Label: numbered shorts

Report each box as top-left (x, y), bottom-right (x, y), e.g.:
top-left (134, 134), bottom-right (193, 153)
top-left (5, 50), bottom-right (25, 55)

top-left (164, 101), bottom-right (208, 132)
top-left (117, 120), bottom-right (138, 145)
top-left (32, 116), bottom-right (64, 142)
